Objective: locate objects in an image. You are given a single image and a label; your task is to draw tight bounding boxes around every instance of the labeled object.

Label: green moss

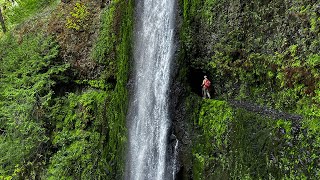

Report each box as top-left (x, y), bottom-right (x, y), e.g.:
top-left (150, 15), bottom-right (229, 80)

top-left (191, 100), bottom-right (320, 179)
top-left (192, 100), bottom-right (233, 179)
top-left (102, 0), bottom-right (134, 178)
top-left (179, 0), bottom-right (320, 179)
top-left (45, 0), bottom-right (134, 178)
top-left (91, 1), bottom-right (117, 66)
top-left (47, 90), bottom-right (109, 179)
top-left (4, 0), bottom-right (58, 27)
top-left (0, 0), bottom-right (134, 178)
top-left (198, 100), bottom-right (232, 147)
top-left (180, 0), bottom-right (320, 111)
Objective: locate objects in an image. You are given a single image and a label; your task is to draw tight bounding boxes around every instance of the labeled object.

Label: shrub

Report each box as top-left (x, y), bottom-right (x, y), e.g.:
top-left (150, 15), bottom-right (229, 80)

top-left (65, 2), bottom-right (89, 31)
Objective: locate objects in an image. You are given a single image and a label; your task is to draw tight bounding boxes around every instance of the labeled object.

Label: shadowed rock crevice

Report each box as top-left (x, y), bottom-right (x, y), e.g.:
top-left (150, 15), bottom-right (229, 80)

top-left (187, 68), bottom-right (207, 97)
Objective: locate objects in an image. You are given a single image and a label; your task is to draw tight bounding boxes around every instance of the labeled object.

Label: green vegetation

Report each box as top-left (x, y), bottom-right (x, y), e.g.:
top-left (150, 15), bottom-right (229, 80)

top-left (0, 0), bottom-right (133, 179)
top-left (1, 0), bottom-right (57, 29)
top-left (91, 0), bottom-right (118, 70)
top-left (193, 100), bottom-right (233, 180)
top-left (66, 2), bottom-right (89, 31)
top-left (0, 32), bottom-right (68, 179)
top-left (47, 90), bottom-right (109, 179)
top-left (179, 0), bottom-right (320, 179)
top-left (192, 100), bottom-right (320, 179)
top-left (96, 0), bottom-right (134, 177)
top-left (1, 0), bottom-right (319, 179)
top-left (180, 0), bottom-right (320, 111)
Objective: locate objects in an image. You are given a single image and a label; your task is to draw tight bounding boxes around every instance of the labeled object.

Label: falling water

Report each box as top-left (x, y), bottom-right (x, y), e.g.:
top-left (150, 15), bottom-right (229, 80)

top-left (172, 140), bottom-right (179, 179)
top-left (126, 0), bottom-right (176, 179)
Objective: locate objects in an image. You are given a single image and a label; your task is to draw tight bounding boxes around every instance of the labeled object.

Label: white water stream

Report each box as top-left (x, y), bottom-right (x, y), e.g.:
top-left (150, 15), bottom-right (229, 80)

top-left (126, 0), bottom-right (176, 179)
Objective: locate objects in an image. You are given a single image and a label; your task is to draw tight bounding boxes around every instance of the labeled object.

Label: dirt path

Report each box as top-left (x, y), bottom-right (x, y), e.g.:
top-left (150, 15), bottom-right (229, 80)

top-left (228, 100), bottom-right (302, 123)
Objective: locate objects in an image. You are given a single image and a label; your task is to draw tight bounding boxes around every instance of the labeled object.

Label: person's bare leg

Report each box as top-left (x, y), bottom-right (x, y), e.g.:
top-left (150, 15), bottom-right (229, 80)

top-left (206, 89), bottom-right (211, 99)
top-left (202, 87), bottom-right (206, 99)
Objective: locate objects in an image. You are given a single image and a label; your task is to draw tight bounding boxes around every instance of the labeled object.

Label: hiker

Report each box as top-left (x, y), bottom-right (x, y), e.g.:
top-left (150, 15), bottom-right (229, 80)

top-left (201, 75), bottom-right (211, 99)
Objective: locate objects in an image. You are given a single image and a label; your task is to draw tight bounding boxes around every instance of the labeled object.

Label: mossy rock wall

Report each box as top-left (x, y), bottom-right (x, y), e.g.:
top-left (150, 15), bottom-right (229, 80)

top-left (184, 99), bottom-right (319, 179)
top-left (175, 0), bottom-right (320, 179)
top-left (179, 0), bottom-right (320, 114)
top-left (0, 0), bottom-right (134, 179)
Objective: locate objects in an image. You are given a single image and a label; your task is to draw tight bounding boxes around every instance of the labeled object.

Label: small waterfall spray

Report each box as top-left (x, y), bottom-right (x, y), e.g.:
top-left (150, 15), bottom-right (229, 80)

top-left (126, 0), bottom-right (176, 180)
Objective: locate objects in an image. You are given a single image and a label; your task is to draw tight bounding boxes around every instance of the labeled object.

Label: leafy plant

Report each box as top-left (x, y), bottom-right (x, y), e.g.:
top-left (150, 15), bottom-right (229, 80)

top-left (0, 33), bottom-right (68, 178)
top-left (66, 2), bottom-right (89, 31)
top-left (47, 90), bottom-right (109, 179)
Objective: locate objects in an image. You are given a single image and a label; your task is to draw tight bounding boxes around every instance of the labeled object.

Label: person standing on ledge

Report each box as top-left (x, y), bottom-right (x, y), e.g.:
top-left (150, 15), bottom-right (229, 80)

top-left (201, 75), bottom-right (211, 99)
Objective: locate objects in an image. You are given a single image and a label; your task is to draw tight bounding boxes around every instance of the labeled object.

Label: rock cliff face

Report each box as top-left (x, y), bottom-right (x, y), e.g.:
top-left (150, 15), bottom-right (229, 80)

top-left (171, 0), bottom-right (320, 179)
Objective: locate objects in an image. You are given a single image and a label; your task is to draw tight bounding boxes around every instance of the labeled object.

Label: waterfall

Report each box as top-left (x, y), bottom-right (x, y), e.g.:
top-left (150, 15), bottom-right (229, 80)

top-left (126, 0), bottom-right (176, 179)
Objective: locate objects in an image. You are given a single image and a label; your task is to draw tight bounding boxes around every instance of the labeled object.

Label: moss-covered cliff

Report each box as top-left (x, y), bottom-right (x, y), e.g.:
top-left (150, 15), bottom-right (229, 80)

top-left (0, 0), bottom-right (133, 179)
top-left (174, 0), bottom-right (320, 179)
